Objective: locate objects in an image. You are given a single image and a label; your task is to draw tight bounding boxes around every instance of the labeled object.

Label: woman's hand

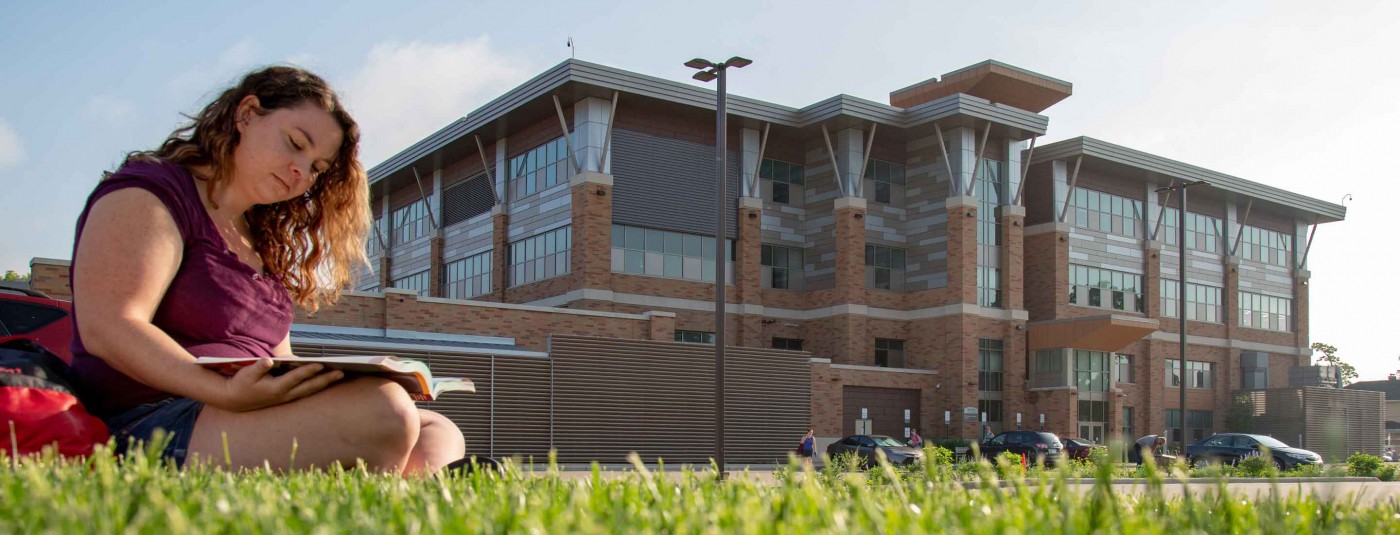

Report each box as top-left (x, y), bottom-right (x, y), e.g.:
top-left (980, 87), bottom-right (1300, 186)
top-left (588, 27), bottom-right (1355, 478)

top-left (213, 358), bottom-right (344, 412)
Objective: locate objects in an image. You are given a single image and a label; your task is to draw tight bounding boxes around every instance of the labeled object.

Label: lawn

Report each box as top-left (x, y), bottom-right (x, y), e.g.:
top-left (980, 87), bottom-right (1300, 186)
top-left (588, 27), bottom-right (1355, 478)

top-left (3, 446), bottom-right (1398, 534)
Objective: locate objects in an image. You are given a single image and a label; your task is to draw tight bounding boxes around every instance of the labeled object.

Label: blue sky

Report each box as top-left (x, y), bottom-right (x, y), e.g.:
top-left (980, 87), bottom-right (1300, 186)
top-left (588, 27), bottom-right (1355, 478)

top-left (2, 0), bottom-right (1396, 379)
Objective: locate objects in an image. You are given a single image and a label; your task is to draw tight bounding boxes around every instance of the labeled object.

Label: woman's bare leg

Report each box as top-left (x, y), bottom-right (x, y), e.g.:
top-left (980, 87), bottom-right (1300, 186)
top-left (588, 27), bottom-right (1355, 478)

top-left (402, 409), bottom-right (466, 476)
top-left (185, 377), bottom-right (422, 473)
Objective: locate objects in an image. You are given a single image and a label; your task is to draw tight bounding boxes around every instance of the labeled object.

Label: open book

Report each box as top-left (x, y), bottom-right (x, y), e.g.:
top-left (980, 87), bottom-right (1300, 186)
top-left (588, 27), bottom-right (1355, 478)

top-left (195, 355), bottom-right (475, 401)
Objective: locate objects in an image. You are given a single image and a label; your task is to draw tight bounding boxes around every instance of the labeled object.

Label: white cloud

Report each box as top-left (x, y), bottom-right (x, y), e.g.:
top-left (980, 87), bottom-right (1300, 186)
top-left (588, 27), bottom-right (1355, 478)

top-left (0, 119), bottom-right (24, 168)
top-left (85, 95), bottom-right (137, 126)
top-left (340, 37), bottom-right (535, 167)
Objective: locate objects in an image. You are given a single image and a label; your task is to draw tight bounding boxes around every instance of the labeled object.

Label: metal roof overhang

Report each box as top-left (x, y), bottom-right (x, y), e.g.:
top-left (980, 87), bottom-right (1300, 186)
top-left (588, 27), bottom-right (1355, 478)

top-left (1027, 314), bottom-right (1159, 352)
top-left (368, 59), bottom-right (1051, 192)
top-left (289, 325), bottom-right (548, 358)
top-left (1029, 136), bottom-right (1346, 224)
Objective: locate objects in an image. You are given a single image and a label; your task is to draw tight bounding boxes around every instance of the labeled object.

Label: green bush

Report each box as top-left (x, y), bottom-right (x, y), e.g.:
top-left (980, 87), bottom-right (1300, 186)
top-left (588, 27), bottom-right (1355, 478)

top-left (1237, 452), bottom-right (1277, 478)
top-left (1286, 463), bottom-right (1323, 478)
top-left (1346, 453), bottom-right (1383, 477)
top-left (923, 445), bottom-right (955, 467)
top-left (995, 451), bottom-right (1026, 479)
top-left (1323, 464), bottom-right (1350, 478)
top-left (1376, 465), bottom-right (1397, 482)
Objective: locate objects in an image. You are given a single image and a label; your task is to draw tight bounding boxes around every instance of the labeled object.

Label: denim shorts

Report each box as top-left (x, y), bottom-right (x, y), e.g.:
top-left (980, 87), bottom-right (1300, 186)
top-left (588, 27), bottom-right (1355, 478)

top-left (104, 397), bottom-right (205, 467)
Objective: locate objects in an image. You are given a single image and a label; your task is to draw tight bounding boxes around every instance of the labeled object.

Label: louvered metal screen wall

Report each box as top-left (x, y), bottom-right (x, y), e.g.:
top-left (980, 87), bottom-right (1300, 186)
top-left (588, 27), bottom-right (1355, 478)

top-left (547, 335), bottom-right (810, 464)
top-left (293, 336), bottom-right (811, 465)
top-left (1237, 386), bottom-right (1384, 461)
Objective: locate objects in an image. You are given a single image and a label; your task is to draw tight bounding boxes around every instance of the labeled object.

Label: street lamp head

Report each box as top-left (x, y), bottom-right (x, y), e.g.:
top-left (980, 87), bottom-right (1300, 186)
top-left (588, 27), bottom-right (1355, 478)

top-left (685, 58), bottom-right (714, 70)
top-left (692, 70), bottom-right (718, 82)
top-left (725, 56), bottom-right (752, 69)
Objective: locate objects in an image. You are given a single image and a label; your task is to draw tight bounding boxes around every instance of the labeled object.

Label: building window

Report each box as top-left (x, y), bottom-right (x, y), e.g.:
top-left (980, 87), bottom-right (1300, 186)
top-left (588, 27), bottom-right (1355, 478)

top-left (978, 339), bottom-right (1004, 392)
top-left (874, 338), bottom-right (905, 368)
top-left (1075, 350), bottom-right (1112, 392)
top-left (978, 399), bottom-right (1004, 426)
top-left (1122, 407), bottom-right (1135, 440)
top-left (508, 137), bottom-right (570, 201)
top-left (1160, 280), bottom-right (1223, 323)
top-left (865, 244), bottom-right (906, 290)
top-left (1078, 400), bottom-right (1108, 424)
top-left (1239, 225), bottom-right (1292, 267)
top-left (1239, 291), bottom-right (1291, 332)
top-left (1160, 209), bottom-right (1223, 253)
top-left (761, 244), bottom-right (804, 290)
top-left (1070, 187), bottom-right (1143, 238)
top-left (1116, 354), bottom-right (1134, 384)
top-left (390, 270), bottom-right (430, 296)
top-left (1068, 264), bottom-right (1143, 312)
top-left (444, 251), bottom-right (492, 299)
top-left (612, 224), bottom-right (733, 283)
top-left (760, 158), bottom-right (804, 205)
top-left (390, 197), bottom-right (433, 246)
top-left (1166, 409), bottom-right (1213, 444)
top-left (367, 216), bottom-right (384, 257)
top-left (1166, 359), bottom-right (1214, 389)
top-left (772, 337), bottom-right (804, 351)
top-left (863, 159), bottom-right (905, 204)
top-left (976, 161), bottom-right (1003, 308)
top-left (361, 284), bottom-right (380, 293)
top-left (509, 226), bottom-right (571, 287)
top-left (1032, 349), bottom-right (1068, 388)
top-left (674, 330), bottom-right (715, 345)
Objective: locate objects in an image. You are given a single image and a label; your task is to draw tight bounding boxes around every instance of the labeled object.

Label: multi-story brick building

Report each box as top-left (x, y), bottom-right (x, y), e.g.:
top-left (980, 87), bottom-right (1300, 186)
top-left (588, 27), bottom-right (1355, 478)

top-left (347, 58), bottom-right (1344, 450)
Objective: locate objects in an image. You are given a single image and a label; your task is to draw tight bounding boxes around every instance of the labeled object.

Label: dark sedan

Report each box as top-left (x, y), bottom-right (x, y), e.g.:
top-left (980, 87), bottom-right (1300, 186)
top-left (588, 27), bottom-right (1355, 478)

top-left (975, 431), bottom-right (1065, 466)
top-left (1060, 437), bottom-right (1106, 461)
top-left (826, 435), bottom-right (925, 466)
top-left (1185, 433), bottom-right (1323, 470)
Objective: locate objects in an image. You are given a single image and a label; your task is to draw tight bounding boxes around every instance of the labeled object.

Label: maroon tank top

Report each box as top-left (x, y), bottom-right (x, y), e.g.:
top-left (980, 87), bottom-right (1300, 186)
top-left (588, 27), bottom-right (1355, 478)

top-left (69, 159), bottom-right (293, 417)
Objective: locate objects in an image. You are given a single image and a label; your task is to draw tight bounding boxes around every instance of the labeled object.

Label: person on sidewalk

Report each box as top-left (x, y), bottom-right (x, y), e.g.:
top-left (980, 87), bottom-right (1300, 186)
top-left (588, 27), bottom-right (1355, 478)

top-left (1131, 435), bottom-right (1168, 465)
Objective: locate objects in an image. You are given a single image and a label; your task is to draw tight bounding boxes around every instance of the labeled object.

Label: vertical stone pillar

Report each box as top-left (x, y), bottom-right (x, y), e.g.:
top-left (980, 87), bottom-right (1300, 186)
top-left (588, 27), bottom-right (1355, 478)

top-left (946, 196), bottom-right (979, 305)
top-left (999, 205), bottom-right (1025, 310)
top-left (645, 311), bottom-right (677, 341)
top-left (1144, 241), bottom-right (1163, 318)
top-left (1024, 223), bottom-right (1070, 319)
top-left (1224, 255), bottom-right (1241, 335)
top-left (737, 197), bottom-right (764, 346)
top-left (428, 237), bottom-right (444, 297)
top-left (832, 196), bottom-right (868, 362)
top-left (491, 205), bottom-right (509, 302)
top-left (836, 129), bottom-right (864, 197)
top-left (1293, 269), bottom-right (1311, 355)
top-left (570, 172), bottom-right (614, 290)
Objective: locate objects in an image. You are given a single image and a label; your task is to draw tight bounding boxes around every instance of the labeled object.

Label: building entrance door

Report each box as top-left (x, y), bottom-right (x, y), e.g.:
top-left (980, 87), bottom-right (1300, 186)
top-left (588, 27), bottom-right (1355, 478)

top-left (1078, 422), bottom-right (1105, 444)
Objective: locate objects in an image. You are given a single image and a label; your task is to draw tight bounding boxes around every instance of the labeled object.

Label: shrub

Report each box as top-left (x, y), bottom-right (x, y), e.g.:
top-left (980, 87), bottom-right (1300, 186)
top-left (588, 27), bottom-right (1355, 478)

top-left (1287, 463), bottom-right (1323, 478)
top-left (1376, 465), bottom-right (1397, 482)
top-left (1322, 464), bottom-right (1349, 478)
top-left (995, 451), bottom-right (1026, 479)
top-left (923, 445), bottom-right (955, 467)
top-left (1237, 453), bottom-right (1277, 478)
top-left (1346, 453), bottom-right (1383, 477)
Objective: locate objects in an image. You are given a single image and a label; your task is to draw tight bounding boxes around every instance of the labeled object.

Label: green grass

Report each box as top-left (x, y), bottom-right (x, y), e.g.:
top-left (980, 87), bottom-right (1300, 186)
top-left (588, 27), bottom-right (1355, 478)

top-left (2, 445), bottom-right (1397, 534)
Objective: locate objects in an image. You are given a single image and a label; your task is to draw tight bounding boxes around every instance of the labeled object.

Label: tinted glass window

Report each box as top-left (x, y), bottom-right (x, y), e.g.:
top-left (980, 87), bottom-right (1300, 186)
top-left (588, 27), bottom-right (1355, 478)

top-left (1034, 433), bottom-right (1059, 445)
top-left (858, 437), bottom-right (875, 447)
top-left (988, 434), bottom-right (1007, 445)
top-left (0, 301), bottom-right (67, 336)
top-left (1204, 435), bottom-right (1231, 447)
top-left (840, 438), bottom-right (858, 446)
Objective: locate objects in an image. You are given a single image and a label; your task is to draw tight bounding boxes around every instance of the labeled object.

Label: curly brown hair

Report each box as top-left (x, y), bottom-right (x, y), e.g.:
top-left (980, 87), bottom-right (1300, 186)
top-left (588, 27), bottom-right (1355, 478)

top-left (127, 66), bottom-right (369, 312)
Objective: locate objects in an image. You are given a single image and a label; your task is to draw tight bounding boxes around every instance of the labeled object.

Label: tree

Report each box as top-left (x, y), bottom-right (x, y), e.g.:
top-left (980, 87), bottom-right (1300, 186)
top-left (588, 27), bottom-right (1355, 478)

top-left (2, 270), bottom-right (29, 281)
top-left (1311, 342), bottom-right (1358, 386)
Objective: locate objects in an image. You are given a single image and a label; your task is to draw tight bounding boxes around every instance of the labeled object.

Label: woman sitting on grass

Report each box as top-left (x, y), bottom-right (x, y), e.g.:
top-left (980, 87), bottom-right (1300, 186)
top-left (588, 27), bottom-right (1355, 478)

top-left (69, 66), bottom-right (465, 475)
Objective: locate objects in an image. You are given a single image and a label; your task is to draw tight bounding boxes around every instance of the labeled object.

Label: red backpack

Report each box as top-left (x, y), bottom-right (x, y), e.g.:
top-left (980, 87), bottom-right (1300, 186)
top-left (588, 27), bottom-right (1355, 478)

top-left (0, 339), bottom-right (109, 458)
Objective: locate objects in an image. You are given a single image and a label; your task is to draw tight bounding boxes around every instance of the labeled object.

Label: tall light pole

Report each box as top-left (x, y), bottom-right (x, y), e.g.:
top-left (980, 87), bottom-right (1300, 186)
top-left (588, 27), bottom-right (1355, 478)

top-left (684, 55), bottom-right (751, 478)
top-left (1156, 180), bottom-right (1207, 454)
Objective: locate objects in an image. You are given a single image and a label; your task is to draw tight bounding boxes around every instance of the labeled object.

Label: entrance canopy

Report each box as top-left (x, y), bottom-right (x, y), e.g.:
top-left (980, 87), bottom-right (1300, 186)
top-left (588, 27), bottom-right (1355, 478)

top-left (1027, 314), bottom-right (1158, 352)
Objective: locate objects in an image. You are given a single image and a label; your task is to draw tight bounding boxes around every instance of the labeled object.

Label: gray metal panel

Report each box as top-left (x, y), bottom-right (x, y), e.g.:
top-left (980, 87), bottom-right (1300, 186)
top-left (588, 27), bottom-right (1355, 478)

top-left (443, 212), bottom-right (494, 261)
top-left (388, 239), bottom-right (432, 280)
top-left (902, 93), bottom-right (1051, 134)
top-left (1031, 137), bottom-right (1346, 222)
top-left (507, 184), bottom-right (573, 241)
top-left (610, 129), bottom-right (741, 238)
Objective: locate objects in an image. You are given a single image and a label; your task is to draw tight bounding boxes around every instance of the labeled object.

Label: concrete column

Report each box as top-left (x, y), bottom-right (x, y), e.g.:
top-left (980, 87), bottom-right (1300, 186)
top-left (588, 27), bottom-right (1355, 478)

top-left (999, 205), bottom-right (1026, 311)
top-left (1005, 139), bottom-right (1024, 204)
top-left (569, 171), bottom-right (614, 290)
top-left (951, 127), bottom-right (977, 197)
top-left (836, 128), bottom-right (864, 197)
top-left (945, 196), bottom-right (979, 305)
top-left (741, 128), bottom-right (762, 199)
top-left (572, 97), bottom-right (613, 174)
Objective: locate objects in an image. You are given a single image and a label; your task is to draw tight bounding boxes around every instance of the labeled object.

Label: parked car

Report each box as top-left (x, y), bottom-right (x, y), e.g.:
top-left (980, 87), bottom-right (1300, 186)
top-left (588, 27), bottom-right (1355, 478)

top-left (974, 431), bottom-right (1064, 466)
top-left (1060, 437), bottom-right (1106, 461)
top-left (826, 435), bottom-right (925, 466)
top-left (0, 287), bottom-right (73, 361)
top-left (1185, 433), bottom-right (1322, 470)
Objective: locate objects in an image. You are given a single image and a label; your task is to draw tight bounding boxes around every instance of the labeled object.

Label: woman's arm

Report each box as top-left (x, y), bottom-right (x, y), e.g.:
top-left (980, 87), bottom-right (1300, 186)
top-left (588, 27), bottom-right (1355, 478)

top-left (73, 188), bottom-right (337, 411)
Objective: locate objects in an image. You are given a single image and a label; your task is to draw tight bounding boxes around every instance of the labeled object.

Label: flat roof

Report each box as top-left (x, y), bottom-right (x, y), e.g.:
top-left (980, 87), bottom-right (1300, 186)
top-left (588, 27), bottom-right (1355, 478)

top-left (1030, 136), bottom-right (1346, 223)
top-left (368, 59), bottom-right (1052, 186)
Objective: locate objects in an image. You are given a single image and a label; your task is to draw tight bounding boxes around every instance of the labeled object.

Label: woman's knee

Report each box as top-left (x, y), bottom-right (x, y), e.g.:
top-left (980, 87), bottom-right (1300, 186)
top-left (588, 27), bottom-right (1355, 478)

top-left (334, 377), bottom-right (420, 453)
